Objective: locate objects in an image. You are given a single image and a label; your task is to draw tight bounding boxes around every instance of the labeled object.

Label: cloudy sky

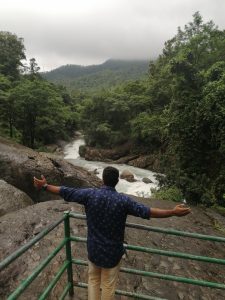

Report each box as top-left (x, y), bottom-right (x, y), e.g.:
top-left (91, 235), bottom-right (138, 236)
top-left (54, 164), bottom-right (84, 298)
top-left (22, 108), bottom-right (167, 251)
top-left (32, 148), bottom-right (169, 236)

top-left (0, 0), bottom-right (224, 71)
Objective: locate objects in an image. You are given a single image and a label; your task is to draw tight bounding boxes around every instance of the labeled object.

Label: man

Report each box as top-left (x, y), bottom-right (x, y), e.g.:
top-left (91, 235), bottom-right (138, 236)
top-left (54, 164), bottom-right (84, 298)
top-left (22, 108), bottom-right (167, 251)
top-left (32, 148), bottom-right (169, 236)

top-left (34, 166), bottom-right (191, 300)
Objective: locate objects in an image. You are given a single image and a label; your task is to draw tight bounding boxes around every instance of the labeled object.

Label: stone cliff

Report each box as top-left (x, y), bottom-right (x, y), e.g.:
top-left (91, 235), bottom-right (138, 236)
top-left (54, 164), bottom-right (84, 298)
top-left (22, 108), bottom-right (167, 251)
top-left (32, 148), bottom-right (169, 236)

top-left (80, 143), bottom-right (163, 173)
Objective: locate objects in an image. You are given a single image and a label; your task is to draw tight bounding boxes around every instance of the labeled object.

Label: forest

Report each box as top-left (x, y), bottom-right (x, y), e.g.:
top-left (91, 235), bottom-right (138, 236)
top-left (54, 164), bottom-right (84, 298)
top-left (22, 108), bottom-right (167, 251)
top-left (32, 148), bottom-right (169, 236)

top-left (43, 59), bottom-right (149, 92)
top-left (1, 12), bottom-right (225, 207)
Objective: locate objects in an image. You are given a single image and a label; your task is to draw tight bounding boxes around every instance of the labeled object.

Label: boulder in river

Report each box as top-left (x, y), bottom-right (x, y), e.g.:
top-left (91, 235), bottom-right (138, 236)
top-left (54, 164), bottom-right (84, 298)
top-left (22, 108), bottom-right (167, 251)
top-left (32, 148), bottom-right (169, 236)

top-left (142, 177), bottom-right (153, 184)
top-left (0, 180), bottom-right (33, 217)
top-left (120, 169), bottom-right (136, 182)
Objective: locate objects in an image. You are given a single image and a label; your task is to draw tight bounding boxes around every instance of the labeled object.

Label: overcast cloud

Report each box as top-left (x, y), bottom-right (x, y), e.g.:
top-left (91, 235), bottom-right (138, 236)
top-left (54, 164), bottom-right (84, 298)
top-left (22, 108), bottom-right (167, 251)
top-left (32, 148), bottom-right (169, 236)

top-left (0, 0), bottom-right (224, 71)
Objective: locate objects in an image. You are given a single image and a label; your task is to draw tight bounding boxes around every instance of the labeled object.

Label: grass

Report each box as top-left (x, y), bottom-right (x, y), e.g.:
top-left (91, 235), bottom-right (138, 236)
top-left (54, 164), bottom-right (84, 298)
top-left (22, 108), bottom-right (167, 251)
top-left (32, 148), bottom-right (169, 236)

top-left (213, 205), bottom-right (225, 217)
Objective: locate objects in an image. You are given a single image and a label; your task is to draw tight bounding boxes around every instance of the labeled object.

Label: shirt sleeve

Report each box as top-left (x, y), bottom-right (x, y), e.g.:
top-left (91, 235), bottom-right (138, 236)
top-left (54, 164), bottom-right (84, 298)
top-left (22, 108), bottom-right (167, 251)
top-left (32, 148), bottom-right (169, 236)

top-left (59, 186), bottom-right (91, 205)
top-left (125, 196), bottom-right (150, 219)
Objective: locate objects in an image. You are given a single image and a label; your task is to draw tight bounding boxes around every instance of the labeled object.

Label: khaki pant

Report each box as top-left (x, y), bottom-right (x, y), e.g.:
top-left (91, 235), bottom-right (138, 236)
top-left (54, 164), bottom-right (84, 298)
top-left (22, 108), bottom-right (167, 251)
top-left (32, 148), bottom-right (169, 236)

top-left (88, 260), bottom-right (121, 300)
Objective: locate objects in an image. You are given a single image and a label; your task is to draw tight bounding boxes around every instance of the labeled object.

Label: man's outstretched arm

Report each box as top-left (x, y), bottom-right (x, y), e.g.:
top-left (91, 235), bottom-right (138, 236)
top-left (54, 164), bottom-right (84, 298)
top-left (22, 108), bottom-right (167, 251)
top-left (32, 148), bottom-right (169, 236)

top-left (34, 175), bottom-right (60, 194)
top-left (34, 175), bottom-right (89, 204)
top-left (150, 204), bottom-right (191, 218)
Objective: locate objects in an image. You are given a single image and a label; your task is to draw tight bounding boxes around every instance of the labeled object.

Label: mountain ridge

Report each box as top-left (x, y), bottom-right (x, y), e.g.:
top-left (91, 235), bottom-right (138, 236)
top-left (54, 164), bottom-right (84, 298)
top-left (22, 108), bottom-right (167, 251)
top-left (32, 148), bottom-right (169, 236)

top-left (42, 59), bottom-right (150, 92)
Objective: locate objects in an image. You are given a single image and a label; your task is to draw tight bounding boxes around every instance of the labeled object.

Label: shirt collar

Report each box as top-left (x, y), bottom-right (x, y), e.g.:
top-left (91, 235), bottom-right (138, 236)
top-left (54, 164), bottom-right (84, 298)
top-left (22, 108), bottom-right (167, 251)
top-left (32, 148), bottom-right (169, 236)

top-left (101, 185), bottom-right (116, 191)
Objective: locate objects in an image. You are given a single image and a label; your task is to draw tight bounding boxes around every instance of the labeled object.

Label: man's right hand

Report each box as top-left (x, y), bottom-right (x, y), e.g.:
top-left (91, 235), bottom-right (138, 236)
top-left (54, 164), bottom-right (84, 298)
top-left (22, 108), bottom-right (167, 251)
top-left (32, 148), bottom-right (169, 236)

top-left (34, 175), bottom-right (61, 194)
top-left (34, 175), bottom-right (47, 190)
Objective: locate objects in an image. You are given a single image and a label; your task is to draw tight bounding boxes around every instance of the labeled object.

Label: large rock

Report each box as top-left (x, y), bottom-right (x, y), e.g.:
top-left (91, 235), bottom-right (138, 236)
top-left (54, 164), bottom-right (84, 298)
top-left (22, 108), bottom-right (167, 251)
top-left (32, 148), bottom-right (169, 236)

top-left (142, 177), bottom-right (153, 184)
top-left (80, 143), bottom-right (132, 162)
top-left (0, 200), bottom-right (88, 300)
top-left (1, 198), bottom-right (225, 299)
top-left (79, 144), bottom-right (164, 174)
top-left (0, 180), bottom-right (33, 216)
top-left (120, 169), bottom-right (136, 182)
top-left (0, 137), bottom-right (101, 202)
top-left (128, 154), bottom-right (163, 172)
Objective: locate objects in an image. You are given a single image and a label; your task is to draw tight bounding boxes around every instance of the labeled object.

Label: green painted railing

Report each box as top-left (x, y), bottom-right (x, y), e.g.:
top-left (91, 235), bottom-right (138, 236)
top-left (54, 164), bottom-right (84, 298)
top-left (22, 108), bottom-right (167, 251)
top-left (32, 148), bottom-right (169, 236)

top-left (1, 211), bottom-right (225, 300)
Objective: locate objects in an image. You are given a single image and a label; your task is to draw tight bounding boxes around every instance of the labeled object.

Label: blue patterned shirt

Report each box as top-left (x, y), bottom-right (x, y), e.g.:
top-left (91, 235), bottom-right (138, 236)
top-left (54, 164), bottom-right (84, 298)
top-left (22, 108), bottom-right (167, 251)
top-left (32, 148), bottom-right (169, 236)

top-left (60, 185), bottom-right (150, 268)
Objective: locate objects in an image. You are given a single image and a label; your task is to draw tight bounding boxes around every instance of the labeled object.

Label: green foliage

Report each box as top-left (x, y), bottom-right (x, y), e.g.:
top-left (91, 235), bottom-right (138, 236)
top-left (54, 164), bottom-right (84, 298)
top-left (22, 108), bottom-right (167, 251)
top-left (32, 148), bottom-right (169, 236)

top-left (43, 59), bottom-right (149, 92)
top-left (77, 12), bottom-right (225, 207)
top-left (80, 81), bottom-right (151, 147)
top-left (10, 78), bottom-right (71, 147)
top-left (213, 205), bottom-right (225, 217)
top-left (151, 186), bottom-right (183, 202)
top-left (0, 32), bottom-right (78, 148)
top-left (131, 113), bottom-right (163, 149)
top-left (0, 31), bottom-right (26, 79)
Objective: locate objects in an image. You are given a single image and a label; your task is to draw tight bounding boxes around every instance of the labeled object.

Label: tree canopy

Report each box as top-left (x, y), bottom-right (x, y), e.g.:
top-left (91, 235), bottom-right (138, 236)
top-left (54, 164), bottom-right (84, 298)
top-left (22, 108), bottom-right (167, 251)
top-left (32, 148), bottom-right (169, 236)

top-left (0, 32), bottom-right (78, 148)
top-left (77, 12), bottom-right (225, 206)
top-left (1, 13), bottom-right (225, 207)
top-left (0, 31), bottom-right (26, 79)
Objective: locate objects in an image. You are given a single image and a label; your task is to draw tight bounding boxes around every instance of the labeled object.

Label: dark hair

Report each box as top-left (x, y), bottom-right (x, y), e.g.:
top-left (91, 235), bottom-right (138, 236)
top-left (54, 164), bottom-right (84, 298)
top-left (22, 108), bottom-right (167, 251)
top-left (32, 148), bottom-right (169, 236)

top-left (102, 166), bottom-right (119, 187)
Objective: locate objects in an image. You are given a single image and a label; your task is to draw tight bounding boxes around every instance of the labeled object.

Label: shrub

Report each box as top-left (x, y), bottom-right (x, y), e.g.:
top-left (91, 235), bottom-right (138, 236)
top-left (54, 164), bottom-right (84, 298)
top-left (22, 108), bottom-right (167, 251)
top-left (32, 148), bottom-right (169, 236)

top-left (151, 186), bottom-right (183, 202)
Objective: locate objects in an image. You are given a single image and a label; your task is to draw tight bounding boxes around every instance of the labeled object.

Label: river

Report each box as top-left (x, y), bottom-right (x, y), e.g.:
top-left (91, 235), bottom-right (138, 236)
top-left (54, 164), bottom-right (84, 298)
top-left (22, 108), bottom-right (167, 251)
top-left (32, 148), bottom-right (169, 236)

top-left (64, 137), bottom-right (159, 197)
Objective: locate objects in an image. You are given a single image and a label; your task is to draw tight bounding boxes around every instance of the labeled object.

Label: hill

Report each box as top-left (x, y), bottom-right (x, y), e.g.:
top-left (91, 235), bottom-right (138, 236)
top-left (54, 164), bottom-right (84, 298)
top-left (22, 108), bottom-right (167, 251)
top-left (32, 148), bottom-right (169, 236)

top-left (42, 59), bottom-right (149, 92)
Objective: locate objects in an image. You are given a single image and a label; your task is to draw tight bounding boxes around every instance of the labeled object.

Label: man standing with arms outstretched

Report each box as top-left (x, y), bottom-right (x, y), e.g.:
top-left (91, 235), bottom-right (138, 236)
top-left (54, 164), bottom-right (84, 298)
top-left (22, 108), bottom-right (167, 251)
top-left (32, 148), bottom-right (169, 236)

top-left (34, 166), bottom-right (191, 300)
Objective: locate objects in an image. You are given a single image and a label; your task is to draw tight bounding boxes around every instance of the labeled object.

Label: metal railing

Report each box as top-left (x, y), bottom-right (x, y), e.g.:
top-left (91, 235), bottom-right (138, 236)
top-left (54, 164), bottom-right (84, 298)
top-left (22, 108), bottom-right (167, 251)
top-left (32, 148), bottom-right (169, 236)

top-left (1, 211), bottom-right (225, 299)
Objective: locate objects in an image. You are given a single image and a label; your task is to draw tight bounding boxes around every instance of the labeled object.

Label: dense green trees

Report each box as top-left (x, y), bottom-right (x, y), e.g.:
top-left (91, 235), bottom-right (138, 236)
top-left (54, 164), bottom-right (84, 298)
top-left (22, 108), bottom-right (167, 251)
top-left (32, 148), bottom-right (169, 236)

top-left (79, 80), bottom-right (151, 147)
top-left (0, 31), bottom-right (77, 148)
top-left (43, 59), bottom-right (149, 92)
top-left (78, 12), bottom-right (225, 206)
top-left (160, 13), bottom-right (225, 205)
top-left (9, 79), bottom-right (71, 148)
top-left (0, 31), bottom-right (25, 79)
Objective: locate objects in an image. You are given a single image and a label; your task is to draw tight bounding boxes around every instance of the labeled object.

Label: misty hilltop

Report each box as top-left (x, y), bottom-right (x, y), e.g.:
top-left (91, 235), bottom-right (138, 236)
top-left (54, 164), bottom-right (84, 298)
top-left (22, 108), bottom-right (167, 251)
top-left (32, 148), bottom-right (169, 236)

top-left (42, 59), bottom-right (149, 92)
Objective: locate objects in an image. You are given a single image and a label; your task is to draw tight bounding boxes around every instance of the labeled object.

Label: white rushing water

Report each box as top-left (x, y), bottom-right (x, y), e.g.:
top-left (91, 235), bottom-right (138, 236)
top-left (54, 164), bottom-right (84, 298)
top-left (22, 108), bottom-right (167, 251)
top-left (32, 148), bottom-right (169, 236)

top-left (64, 138), bottom-right (159, 197)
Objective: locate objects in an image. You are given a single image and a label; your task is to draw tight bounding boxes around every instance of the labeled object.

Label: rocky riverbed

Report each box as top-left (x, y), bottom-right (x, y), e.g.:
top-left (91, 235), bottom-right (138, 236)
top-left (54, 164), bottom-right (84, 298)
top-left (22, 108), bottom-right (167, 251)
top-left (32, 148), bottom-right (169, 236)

top-left (79, 142), bottom-right (164, 173)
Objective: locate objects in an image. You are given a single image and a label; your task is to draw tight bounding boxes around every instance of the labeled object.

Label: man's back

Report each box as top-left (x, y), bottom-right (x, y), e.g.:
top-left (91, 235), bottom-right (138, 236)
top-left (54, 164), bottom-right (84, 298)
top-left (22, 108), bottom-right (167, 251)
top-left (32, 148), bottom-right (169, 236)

top-left (60, 185), bottom-right (150, 267)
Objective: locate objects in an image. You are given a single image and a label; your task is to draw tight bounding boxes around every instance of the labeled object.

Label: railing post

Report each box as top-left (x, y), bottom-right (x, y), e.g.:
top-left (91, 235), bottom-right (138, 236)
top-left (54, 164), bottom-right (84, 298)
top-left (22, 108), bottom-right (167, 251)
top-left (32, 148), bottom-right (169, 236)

top-left (64, 211), bottom-right (74, 297)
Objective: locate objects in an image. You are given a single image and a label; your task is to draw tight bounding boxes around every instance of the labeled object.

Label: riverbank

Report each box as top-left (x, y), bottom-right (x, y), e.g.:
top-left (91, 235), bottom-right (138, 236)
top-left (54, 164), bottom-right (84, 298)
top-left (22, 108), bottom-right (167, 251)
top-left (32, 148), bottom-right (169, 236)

top-left (63, 137), bottom-right (160, 197)
top-left (79, 142), bottom-right (165, 173)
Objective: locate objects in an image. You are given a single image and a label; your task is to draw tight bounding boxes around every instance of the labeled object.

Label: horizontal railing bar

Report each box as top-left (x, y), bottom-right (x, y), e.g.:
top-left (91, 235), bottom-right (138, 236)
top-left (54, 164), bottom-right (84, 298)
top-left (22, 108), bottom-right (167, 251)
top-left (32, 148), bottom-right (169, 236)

top-left (126, 223), bottom-right (225, 243)
top-left (121, 266), bottom-right (225, 290)
top-left (59, 282), bottom-right (72, 300)
top-left (70, 236), bottom-right (225, 265)
top-left (0, 214), bottom-right (67, 272)
top-left (125, 244), bottom-right (225, 265)
top-left (7, 239), bottom-right (67, 300)
top-left (69, 212), bottom-right (225, 243)
top-left (72, 259), bottom-right (225, 290)
top-left (69, 212), bottom-right (86, 220)
top-left (38, 260), bottom-right (69, 300)
top-left (74, 282), bottom-right (167, 300)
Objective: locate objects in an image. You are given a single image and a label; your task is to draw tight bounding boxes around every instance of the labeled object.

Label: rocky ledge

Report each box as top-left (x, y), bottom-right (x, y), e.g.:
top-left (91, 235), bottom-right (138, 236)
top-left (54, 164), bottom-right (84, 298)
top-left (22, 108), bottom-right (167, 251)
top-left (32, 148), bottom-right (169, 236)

top-left (0, 137), bottom-right (101, 203)
top-left (1, 198), bottom-right (225, 300)
top-left (80, 144), bottom-right (163, 172)
top-left (0, 180), bottom-right (33, 217)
